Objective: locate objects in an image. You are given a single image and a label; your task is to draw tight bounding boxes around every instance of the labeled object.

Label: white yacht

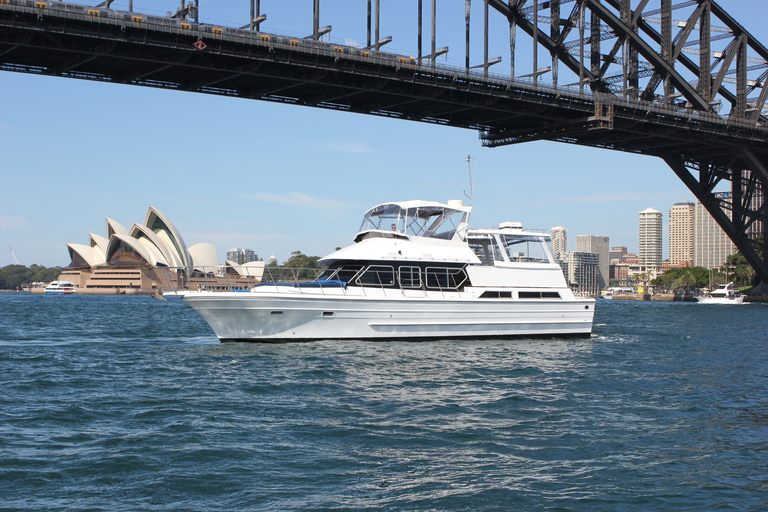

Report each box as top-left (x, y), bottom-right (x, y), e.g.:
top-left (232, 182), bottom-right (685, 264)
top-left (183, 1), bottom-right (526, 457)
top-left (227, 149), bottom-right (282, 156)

top-left (44, 280), bottom-right (77, 294)
top-left (182, 200), bottom-right (595, 342)
top-left (696, 282), bottom-right (745, 304)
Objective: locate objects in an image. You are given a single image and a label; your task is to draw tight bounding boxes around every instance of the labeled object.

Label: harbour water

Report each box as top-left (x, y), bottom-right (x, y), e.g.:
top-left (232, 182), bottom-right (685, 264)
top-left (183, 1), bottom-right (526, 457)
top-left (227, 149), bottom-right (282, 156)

top-left (0, 293), bottom-right (766, 511)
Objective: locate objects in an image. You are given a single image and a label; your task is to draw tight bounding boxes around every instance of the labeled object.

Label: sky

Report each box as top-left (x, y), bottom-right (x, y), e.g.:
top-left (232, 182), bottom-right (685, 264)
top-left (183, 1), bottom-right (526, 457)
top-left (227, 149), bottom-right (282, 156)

top-left (1, 0), bottom-right (766, 268)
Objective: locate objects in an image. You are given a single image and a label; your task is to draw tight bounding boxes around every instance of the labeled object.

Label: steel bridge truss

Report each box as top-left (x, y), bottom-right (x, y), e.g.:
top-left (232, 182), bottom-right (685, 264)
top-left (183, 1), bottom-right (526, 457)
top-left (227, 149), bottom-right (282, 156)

top-left (482, 0), bottom-right (768, 283)
top-left (0, 0), bottom-right (766, 282)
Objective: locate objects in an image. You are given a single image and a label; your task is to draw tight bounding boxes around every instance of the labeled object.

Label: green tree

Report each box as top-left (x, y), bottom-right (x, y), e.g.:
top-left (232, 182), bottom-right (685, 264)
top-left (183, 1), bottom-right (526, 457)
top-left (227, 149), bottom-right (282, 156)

top-left (262, 251), bottom-right (324, 282)
top-left (672, 269), bottom-right (697, 293)
top-left (0, 264), bottom-right (61, 290)
top-left (726, 252), bottom-right (754, 287)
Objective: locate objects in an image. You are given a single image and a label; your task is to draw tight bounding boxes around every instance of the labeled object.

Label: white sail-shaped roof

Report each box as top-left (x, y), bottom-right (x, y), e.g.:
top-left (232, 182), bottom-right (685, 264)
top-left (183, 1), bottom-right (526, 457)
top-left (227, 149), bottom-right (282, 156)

top-left (106, 234), bottom-right (161, 267)
top-left (66, 206), bottom-right (220, 272)
top-left (143, 207), bottom-right (188, 267)
top-left (106, 217), bottom-right (129, 238)
top-left (67, 243), bottom-right (100, 268)
top-left (89, 233), bottom-right (109, 265)
top-left (188, 243), bottom-right (218, 272)
top-left (128, 223), bottom-right (181, 267)
top-left (225, 259), bottom-right (265, 278)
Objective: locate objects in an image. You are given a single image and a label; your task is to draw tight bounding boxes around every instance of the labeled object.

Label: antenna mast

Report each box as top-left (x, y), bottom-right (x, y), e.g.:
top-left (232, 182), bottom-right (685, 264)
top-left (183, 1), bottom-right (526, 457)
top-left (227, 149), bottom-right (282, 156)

top-left (8, 245), bottom-right (19, 264)
top-left (464, 155), bottom-right (475, 205)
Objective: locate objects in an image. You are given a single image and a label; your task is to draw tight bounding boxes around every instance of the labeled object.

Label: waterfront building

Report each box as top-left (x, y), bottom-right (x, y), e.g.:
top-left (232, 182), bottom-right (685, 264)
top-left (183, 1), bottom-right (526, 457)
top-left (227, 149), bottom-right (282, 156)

top-left (694, 192), bottom-right (736, 269)
top-left (612, 263), bottom-right (630, 287)
top-left (59, 206), bottom-right (263, 293)
top-left (669, 202), bottom-right (694, 266)
top-left (576, 235), bottom-right (609, 289)
top-left (639, 207), bottom-right (663, 269)
top-left (550, 226), bottom-right (567, 261)
top-left (559, 251), bottom-right (601, 296)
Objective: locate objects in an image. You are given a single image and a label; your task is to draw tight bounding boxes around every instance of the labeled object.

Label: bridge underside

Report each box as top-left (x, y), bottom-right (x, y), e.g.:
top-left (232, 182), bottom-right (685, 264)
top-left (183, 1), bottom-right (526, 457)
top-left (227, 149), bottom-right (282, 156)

top-left (1, 2), bottom-right (766, 282)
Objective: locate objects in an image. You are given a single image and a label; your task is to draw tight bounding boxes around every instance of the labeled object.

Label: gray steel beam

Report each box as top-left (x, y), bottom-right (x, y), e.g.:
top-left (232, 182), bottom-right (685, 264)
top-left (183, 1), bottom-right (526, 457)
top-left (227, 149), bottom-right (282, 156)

top-left (487, 0), bottom-right (603, 88)
top-left (664, 156), bottom-right (768, 283)
top-left (583, 0), bottom-right (710, 110)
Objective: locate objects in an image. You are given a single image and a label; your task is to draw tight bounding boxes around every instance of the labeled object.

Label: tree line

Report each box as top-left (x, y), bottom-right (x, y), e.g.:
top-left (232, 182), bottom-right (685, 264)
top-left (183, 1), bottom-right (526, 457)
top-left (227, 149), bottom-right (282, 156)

top-left (650, 252), bottom-right (756, 292)
top-left (0, 265), bottom-right (62, 290)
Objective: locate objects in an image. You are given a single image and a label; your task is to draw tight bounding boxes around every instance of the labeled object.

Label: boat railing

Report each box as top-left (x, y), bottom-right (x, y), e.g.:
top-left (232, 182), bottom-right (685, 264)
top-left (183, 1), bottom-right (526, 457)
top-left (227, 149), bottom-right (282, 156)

top-left (159, 265), bottom-right (467, 297)
top-left (155, 265), bottom-right (328, 293)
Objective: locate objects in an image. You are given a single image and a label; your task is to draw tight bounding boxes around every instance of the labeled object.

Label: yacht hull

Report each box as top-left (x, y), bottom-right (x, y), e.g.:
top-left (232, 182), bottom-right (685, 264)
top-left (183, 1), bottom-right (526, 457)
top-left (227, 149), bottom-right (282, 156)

top-left (695, 296), bottom-right (744, 304)
top-left (182, 290), bottom-right (595, 342)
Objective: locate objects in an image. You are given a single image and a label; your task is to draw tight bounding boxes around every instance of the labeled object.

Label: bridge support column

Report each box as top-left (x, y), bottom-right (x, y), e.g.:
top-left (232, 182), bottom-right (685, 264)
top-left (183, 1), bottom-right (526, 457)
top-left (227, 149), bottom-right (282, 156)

top-left (663, 154), bottom-right (768, 285)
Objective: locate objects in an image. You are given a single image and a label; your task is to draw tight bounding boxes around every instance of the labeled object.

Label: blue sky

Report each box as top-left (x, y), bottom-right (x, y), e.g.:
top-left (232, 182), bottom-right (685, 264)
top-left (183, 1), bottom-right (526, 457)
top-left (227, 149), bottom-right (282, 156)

top-left (1, 0), bottom-right (765, 267)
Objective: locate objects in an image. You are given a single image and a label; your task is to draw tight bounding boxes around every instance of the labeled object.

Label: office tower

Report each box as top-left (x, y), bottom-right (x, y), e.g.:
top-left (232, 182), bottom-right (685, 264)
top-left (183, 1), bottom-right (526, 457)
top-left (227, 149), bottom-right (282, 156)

top-left (669, 201), bottom-right (694, 265)
top-left (609, 246), bottom-right (628, 263)
top-left (639, 207), bottom-right (662, 268)
top-left (550, 226), bottom-right (567, 261)
top-left (576, 235), bottom-right (609, 289)
top-left (693, 192), bottom-right (736, 269)
top-left (559, 252), bottom-right (601, 296)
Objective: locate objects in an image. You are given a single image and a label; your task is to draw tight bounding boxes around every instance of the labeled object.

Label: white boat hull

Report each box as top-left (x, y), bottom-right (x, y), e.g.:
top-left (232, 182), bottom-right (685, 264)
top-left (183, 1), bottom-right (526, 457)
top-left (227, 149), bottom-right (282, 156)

top-left (696, 296), bottom-right (744, 304)
top-left (182, 289), bottom-right (595, 342)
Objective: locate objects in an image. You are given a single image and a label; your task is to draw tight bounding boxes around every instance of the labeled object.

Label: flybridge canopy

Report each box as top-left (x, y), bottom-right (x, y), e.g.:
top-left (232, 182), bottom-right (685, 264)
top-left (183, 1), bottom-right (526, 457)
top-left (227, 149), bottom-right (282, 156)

top-left (357, 200), bottom-right (471, 242)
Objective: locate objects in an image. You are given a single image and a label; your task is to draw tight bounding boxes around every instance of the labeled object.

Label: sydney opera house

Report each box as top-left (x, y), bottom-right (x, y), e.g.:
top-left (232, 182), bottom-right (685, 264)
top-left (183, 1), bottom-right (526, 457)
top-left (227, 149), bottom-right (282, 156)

top-left (58, 206), bottom-right (264, 294)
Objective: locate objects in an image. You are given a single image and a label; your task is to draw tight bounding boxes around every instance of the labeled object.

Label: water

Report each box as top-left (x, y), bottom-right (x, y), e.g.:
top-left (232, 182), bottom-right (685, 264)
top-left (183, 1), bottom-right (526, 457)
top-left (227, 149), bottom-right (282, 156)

top-left (0, 294), bottom-right (766, 511)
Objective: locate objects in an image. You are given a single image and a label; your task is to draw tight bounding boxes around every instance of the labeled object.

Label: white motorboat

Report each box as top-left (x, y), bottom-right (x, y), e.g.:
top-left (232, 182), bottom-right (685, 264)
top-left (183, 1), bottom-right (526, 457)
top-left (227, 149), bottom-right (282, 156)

top-left (696, 282), bottom-right (744, 304)
top-left (182, 200), bottom-right (595, 342)
top-left (44, 280), bottom-right (77, 294)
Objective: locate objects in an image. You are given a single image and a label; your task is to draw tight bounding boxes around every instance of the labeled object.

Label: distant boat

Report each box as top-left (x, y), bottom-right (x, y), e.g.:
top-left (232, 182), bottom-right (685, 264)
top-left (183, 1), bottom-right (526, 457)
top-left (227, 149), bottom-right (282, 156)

top-left (44, 281), bottom-right (77, 294)
top-left (696, 282), bottom-right (744, 304)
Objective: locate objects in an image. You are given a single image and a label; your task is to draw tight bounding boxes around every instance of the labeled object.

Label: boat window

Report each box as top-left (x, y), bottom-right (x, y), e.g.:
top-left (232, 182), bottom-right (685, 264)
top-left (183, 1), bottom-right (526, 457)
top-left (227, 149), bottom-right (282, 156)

top-left (479, 291), bottom-right (512, 298)
top-left (359, 203), bottom-right (468, 240)
top-left (320, 264), bottom-right (365, 283)
top-left (407, 207), bottom-right (466, 240)
top-left (399, 266), bottom-right (422, 288)
top-left (468, 236), bottom-right (503, 265)
top-left (499, 234), bottom-right (551, 263)
top-left (356, 265), bottom-right (395, 286)
top-left (518, 291), bottom-right (561, 299)
top-left (359, 204), bottom-right (405, 233)
top-left (425, 267), bottom-right (468, 290)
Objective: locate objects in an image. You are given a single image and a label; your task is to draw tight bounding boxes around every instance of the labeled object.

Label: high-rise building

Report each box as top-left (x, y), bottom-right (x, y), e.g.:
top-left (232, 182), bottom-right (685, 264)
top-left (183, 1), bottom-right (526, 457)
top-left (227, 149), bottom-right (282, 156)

top-left (694, 192), bottom-right (736, 269)
top-left (576, 235), bottom-right (609, 289)
top-left (638, 207), bottom-right (663, 268)
top-left (550, 226), bottom-right (567, 261)
top-left (669, 201), bottom-right (694, 266)
top-left (226, 248), bottom-right (259, 264)
top-left (559, 252), bottom-right (601, 296)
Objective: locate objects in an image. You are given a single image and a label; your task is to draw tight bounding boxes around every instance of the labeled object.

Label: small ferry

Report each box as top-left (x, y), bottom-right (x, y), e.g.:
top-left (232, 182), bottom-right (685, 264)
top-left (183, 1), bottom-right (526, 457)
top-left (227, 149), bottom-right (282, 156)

top-left (696, 282), bottom-right (744, 304)
top-left (44, 280), bottom-right (77, 294)
top-left (181, 199), bottom-right (595, 342)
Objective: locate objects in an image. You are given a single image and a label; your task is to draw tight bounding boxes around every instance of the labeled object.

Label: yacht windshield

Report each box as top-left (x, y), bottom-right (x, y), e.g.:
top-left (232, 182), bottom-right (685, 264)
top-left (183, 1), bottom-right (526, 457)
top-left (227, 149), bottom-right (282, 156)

top-left (499, 234), bottom-right (552, 263)
top-left (359, 204), bottom-right (468, 240)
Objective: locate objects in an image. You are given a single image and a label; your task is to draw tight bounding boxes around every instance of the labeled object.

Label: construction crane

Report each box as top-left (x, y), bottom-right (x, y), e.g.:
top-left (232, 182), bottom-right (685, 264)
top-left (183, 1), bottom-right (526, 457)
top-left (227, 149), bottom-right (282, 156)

top-left (8, 245), bottom-right (19, 264)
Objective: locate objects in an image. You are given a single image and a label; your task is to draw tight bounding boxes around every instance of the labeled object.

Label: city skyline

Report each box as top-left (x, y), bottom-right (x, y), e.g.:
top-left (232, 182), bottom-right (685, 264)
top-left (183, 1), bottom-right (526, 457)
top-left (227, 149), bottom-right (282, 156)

top-left (1, 0), bottom-right (763, 268)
